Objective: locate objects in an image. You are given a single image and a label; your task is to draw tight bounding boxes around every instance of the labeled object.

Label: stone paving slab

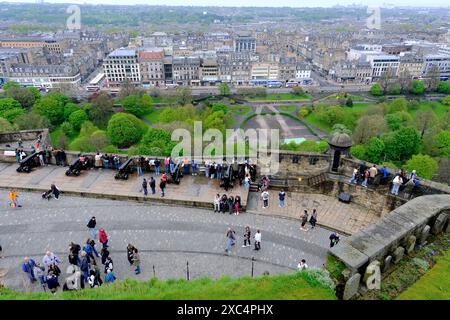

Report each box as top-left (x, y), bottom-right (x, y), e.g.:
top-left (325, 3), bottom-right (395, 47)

top-left (246, 190), bottom-right (380, 235)
top-left (0, 191), bottom-right (334, 293)
top-left (0, 163), bottom-right (248, 210)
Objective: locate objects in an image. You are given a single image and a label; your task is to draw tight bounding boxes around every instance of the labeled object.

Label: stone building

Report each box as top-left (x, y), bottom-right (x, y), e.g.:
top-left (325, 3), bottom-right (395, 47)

top-left (172, 56), bottom-right (200, 86)
top-left (139, 49), bottom-right (165, 87)
top-left (103, 48), bottom-right (141, 87)
top-left (199, 58), bottom-right (219, 86)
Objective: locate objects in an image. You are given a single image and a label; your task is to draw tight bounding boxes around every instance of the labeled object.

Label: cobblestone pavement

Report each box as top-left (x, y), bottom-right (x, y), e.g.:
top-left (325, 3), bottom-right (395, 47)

top-left (0, 190), bottom-right (337, 293)
top-left (0, 163), bottom-right (248, 208)
top-left (247, 190), bottom-right (379, 235)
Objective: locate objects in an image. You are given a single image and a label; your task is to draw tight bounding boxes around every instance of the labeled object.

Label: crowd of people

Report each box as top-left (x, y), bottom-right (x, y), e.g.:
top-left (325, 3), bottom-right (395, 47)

top-left (19, 216), bottom-right (145, 293)
top-left (349, 164), bottom-right (421, 199)
top-left (213, 194), bottom-right (243, 215)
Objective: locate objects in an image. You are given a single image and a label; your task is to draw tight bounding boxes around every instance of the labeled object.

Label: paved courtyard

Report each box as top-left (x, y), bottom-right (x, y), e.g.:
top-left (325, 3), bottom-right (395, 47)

top-left (0, 190), bottom-right (335, 292)
top-left (247, 191), bottom-right (379, 235)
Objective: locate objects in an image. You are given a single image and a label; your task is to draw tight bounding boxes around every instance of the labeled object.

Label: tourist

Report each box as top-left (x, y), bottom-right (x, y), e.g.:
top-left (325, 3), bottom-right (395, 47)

top-left (164, 157), bottom-right (170, 173)
top-left (154, 158), bottom-right (161, 175)
top-left (205, 160), bottom-right (210, 178)
top-left (214, 194), bottom-right (220, 213)
top-left (136, 156), bottom-right (143, 177)
top-left (46, 270), bottom-right (60, 293)
top-left (228, 195), bottom-right (234, 215)
top-left (142, 178), bottom-right (148, 196)
top-left (329, 232), bottom-right (340, 248)
top-left (310, 209), bottom-right (318, 229)
top-left (42, 251), bottom-right (62, 273)
top-left (87, 216), bottom-right (97, 240)
top-left (369, 165), bottom-right (378, 185)
top-left (242, 226), bottom-right (251, 248)
top-left (21, 257), bottom-right (36, 283)
top-left (91, 259), bottom-right (103, 286)
top-left (88, 270), bottom-right (100, 288)
top-left (149, 177), bottom-right (156, 195)
top-left (191, 159), bottom-right (197, 176)
top-left (38, 152), bottom-right (45, 166)
top-left (105, 269), bottom-right (116, 284)
top-left (160, 177), bottom-right (166, 197)
top-left (98, 228), bottom-right (109, 249)
top-left (220, 194), bottom-right (228, 213)
top-left (100, 247), bottom-right (110, 266)
top-left (127, 244), bottom-right (136, 266)
top-left (254, 229), bottom-right (262, 251)
top-left (68, 242), bottom-right (81, 266)
top-left (234, 199), bottom-right (240, 215)
top-left (7, 189), bottom-right (20, 208)
top-left (83, 239), bottom-right (99, 261)
top-left (33, 262), bottom-right (46, 288)
top-left (132, 248), bottom-right (141, 275)
top-left (94, 152), bottom-right (102, 168)
top-left (183, 158), bottom-right (189, 175)
top-left (297, 259), bottom-right (308, 270)
top-left (80, 251), bottom-right (90, 283)
top-left (261, 190), bottom-right (269, 209)
top-left (409, 177), bottom-right (421, 199)
top-left (50, 183), bottom-right (61, 199)
top-left (278, 190), bottom-right (286, 208)
top-left (225, 228), bottom-right (236, 254)
top-left (113, 155), bottom-right (120, 170)
top-left (380, 166), bottom-right (389, 184)
top-left (102, 154), bottom-right (109, 169)
top-left (391, 174), bottom-right (403, 196)
top-left (0, 244), bottom-right (3, 259)
top-left (408, 170), bottom-right (418, 181)
top-left (361, 169), bottom-right (369, 188)
top-left (104, 256), bottom-right (114, 274)
top-left (244, 174), bottom-right (250, 191)
top-left (300, 210), bottom-right (309, 231)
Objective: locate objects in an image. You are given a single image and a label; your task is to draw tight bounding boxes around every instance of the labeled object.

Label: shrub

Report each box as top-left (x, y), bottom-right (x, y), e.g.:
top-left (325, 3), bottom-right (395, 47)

top-left (107, 113), bottom-right (147, 148)
top-left (410, 80), bottom-right (425, 95)
top-left (298, 107), bottom-right (309, 118)
top-left (412, 258), bottom-right (430, 272)
top-left (63, 103), bottom-right (81, 120)
top-left (68, 109), bottom-right (88, 131)
top-left (405, 154), bottom-right (438, 180)
top-left (1, 108), bottom-right (25, 122)
top-left (371, 83), bottom-right (383, 96)
top-left (350, 144), bottom-right (366, 160)
top-left (0, 117), bottom-right (14, 132)
top-left (366, 137), bottom-right (385, 164)
top-left (301, 268), bottom-right (336, 292)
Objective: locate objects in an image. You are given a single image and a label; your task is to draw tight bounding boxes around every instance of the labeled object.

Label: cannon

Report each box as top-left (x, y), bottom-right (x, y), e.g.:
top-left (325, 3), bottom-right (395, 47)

top-left (168, 161), bottom-right (183, 184)
top-left (65, 156), bottom-right (93, 176)
top-left (114, 158), bottom-right (135, 180)
top-left (16, 151), bottom-right (44, 173)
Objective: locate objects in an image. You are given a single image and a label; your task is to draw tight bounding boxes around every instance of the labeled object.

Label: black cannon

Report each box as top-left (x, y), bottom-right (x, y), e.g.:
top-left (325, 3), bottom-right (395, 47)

top-left (114, 158), bottom-right (135, 180)
top-left (220, 165), bottom-right (233, 191)
top-left (168, 161), bottom-right (183, 184)
top-left (65, 156), bottom-right (93, 176)
top-left (16, 151), bottom-right (44, 173)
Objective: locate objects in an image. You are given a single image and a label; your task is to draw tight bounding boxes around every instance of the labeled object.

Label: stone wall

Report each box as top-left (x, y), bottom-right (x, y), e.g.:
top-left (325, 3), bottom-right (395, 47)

top-left (0, 129), bottom-right (50, 162)
top-left (329, 194), bottom-right (450, 300)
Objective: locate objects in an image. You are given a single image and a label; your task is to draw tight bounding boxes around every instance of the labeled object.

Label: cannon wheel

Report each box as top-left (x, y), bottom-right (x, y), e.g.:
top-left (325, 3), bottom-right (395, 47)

top-left (16, 167), bottom-right (22, 173)
top-left (123, 174), bottom-right (129, 180)
top-left (65, 170), bottom-right (71, 176)
top-left (74, 170), bottom-right (80, 176)
top-left (24, 166), bottom-right (31, 173)
top-left (114, 174), bottom-right (119, 180)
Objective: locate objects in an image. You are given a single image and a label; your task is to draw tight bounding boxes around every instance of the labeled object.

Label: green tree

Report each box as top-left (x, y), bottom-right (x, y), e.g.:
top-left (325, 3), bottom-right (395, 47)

top-left (2, 81), bottom-right (19, 92)
top-left (442, 95), bottom-right (450, 106)
top-left (218, 83), bottom-right (231, 96)
top-left (370, 83), bottom-right (383, 96)
top-left (14, 112), bottom-right (51, 130)
top-left (89, 92), bottom-right (114, 128)
top-left (366, 137), bottom-right (385, 164)
top-left (139, 94), bottom-right (154, 114)
top-left (388, 83), bottom-right (401, 95)
top-left (6, 86), bottom-right (39, 109)
top-left (350, 144), bottom-right (367, 160)
top-left (405, 154), bottom-right (438, 180)
top-left (436, 81), bottom-right (450, 94)
top-left (385, 111), bottom-right (413, 131)
top-left (68, 109), bottom-right (88, 131)
top-left (434, 130), bottom-right (450, 156)
top-left (139, 127), bottom-right (175, 156)
top-left (176, 87), bottom-right (192, 105)
top-left (415, 109), bottom-right (437, 138)
top-left (1, 108), bottom-right (25, 122)
top-left (387, 97), bottom-right (408, 114)
top-left (410, 80), bottom-right (425, 95)
top-left (106, 113), bottom-right (147, 148)
top-left (56, 131), bottom-right (69, 150)
top-left (0, 98), bottom-right (22, 116)
top-left (345, 97), bottom-right (353, 107)
top-left (122, 95), bottom-right (141, 116)
top-left (382, 127), bottom-right (421, 161)
top-left (63, 103), bottom-right (81, 120)
top-left (352, 115), bottom-right (388, 144)
top-left (316, 105), bottom-right (346, 127)
top-left (0, 117), bottom-right (14, 132)
top-left (60, 121), bottom-right (74, 137)
top-left (424, 65), bottom-right (440, 92)
top-left (331, 124), bottom-right (352, 135)
top-left (32, 94), bottom-right (65, 125)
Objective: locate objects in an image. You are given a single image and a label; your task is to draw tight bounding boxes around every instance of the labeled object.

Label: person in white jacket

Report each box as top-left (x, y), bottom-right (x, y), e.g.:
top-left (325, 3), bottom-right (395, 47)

top-left (391, 175), bottom-right (403, 196)
top-left (213, 194), bottom-right (220, 213)
top-left (42, 251), bottom-right (61, 270)
top-left (254, 229), bottom-right (262, 251)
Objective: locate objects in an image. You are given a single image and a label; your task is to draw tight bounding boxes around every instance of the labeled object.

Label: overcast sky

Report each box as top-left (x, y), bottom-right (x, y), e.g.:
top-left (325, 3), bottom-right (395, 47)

top-left (4, 0), bottom-right (450, 7)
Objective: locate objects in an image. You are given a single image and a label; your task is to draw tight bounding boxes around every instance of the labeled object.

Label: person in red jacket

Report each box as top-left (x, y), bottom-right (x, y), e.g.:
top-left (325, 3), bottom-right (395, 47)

top-left (98, 228), bottom-right (109, 249)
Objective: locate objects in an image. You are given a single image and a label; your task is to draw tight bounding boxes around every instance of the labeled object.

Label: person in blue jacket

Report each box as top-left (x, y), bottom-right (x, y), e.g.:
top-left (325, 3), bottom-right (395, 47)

top-left (22, 257), bottom-right (36, 283)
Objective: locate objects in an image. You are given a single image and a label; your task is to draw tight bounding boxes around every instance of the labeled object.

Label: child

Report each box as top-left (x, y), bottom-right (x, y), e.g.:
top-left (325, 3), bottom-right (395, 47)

top-left (234, 200), bottom-right (239, 216)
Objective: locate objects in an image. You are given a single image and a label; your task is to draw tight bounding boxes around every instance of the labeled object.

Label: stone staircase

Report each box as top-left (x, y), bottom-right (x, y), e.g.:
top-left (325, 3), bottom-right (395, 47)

top-left (307, 172), bottom-right (328, 187)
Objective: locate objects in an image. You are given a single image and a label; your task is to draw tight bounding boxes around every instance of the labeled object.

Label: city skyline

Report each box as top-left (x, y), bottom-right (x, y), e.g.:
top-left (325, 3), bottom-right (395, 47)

top-left (3, 0), bottom-right (450, 8)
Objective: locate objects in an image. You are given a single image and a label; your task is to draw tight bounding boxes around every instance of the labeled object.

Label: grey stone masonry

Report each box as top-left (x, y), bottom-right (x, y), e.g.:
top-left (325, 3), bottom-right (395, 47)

top-left (343, 273), bottom-right (361, 300)
top-left (329, 195), bottom-right (450, 272)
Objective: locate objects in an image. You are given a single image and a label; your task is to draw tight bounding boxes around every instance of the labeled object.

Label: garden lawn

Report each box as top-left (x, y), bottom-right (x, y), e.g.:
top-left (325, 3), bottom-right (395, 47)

top-left (228, 105), bottom-right (252, 116)
top-left (278, 105), bottom-right (298, 113)
top-left (0, 272), bottom-right (336, 300)
top-left (397, 249), bottom-right (450, 300)
top-left (49, 126), bottom-right (78, 146)
top-left (408, 101), bottom-right (450, 119)
top-left (143, 108), bottom-right (163, 124)
top-left (304, 113), bottom-right (333, 133)
top-left (248, 93), bottom-right (311, 101)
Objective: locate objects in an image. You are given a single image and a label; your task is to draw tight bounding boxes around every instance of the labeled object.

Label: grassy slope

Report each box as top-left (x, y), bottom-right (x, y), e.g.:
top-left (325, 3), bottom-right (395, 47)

top-left (397, 249), bottom-right (450, 300)
top-left (0, 272), bottom-right (336, 300)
